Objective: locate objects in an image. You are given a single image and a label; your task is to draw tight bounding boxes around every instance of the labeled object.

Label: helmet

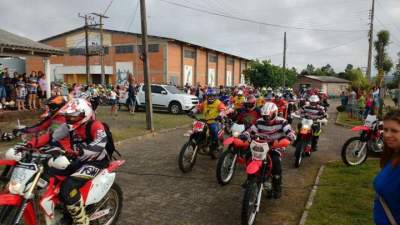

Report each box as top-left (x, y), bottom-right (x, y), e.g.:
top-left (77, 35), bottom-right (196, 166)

top-left (47, 96), bottom-right (67, 112)
top-left (237, 90), bottom-right (244, 96)
top-left (267, 87), bottom-right (272, 91)
top-left (261, 87), bottom-right (267, 92)
top-left (275, 92), bottom-right (283, 99)
top-left (309, 95), bottom-right (320, 106)
top-left (260, 102), bottom-right (278, 121)
top-left (58, 98), bottom-right (94, 131)
top-left (205, 88), bottom-right (217, 104)
top-left (244, 95), bottom-right (257, 110)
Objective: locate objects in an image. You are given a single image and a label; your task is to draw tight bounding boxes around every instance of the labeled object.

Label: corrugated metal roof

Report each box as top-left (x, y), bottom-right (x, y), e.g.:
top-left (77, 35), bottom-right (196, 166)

top-left (40, 26), bottom-right (250, 61)
top-left (303, 75), bottom-right (350, 83)
top-left (0, 28), bottom-right (64, 55)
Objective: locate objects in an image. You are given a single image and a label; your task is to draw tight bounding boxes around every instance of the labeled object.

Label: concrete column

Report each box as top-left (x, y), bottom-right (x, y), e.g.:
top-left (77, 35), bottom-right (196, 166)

top-left (44, 57), bottom-right (51, 98)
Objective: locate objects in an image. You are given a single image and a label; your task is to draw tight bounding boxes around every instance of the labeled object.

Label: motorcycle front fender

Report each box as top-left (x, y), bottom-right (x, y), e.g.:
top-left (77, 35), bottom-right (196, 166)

top-left (0, 194), bottom-right (36, 225)
top-left (0, 160), bottom-right (17, 166)
top-left (246, 160), bottom-right (263, 175)
top-left (223, 137), bottom-right (234, 146)
top-left (351, 125), bottom-right (370, 132)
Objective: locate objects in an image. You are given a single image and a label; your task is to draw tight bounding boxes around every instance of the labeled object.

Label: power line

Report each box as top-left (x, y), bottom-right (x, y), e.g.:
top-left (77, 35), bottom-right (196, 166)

top-left (103, 0), bottom-right (115, 15)
top-left (157, 0), bottom-right (369, 33)
top-left (127, 0), bottom-right (140, 31)
top-left (376, 0), bottom-right (400, 34)
top-left (375, 16), bottom-right (400, 46)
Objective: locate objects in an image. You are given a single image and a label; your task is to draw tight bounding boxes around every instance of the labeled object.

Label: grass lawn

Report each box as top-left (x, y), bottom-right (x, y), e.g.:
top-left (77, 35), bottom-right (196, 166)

top-left (336, 111), bottom-right (364, 127)
top-left (306, 160), bottom-right (380, 225)
top-left (0, 106), bottom-right (193, 150)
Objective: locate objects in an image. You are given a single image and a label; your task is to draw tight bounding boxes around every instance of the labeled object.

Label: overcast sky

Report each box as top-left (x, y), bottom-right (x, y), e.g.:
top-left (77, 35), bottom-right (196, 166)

top-left (1, 0), bottom-right (399, 73)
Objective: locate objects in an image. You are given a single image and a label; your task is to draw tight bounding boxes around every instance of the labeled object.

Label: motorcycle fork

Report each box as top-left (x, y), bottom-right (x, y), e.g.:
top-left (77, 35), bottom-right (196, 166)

top-left (255, 161), bottom-right (268, 213)
top-left (11, 165), bottom-right (43, 225)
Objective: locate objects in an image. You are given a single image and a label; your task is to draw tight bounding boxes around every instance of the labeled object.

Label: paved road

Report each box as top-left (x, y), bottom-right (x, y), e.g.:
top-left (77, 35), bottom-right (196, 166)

top-left (116, 100), bottom-right (354, 225)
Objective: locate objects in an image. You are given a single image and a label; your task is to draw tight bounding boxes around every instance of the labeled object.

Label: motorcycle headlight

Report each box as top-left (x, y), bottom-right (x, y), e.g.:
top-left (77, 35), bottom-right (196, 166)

top-left (5, 148), bottom-right (22, 161)
top-left (8, 180), bottom-right (23, 195)
top-left (232, 131), bottom-right (241, 137)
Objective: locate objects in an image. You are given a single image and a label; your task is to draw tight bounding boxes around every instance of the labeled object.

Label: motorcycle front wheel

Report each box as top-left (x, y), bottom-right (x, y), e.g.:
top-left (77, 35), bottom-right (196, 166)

top-left (241, 176), bottom-right (261, 225)
top-left (294, 139), bottom-right (305, 168)
top-left (341, 137), bottom-right (368, 166)
top-left (178, 140), bottom-right (198, 173)
top-left (216, 146), bottom-right (237, 185)
top-left (89, 183), bottom-right (123, 225)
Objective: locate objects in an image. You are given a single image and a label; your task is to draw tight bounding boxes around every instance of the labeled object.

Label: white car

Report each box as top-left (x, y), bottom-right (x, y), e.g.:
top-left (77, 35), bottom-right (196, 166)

top-left (120, 84), bottom-right (199, 114)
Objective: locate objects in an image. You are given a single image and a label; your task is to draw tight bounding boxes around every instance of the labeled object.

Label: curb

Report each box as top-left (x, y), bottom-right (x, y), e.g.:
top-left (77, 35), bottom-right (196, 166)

top-left (298, 165), bottom-right (325, 225)
top-left (114, 124), bottom-right (191, 146)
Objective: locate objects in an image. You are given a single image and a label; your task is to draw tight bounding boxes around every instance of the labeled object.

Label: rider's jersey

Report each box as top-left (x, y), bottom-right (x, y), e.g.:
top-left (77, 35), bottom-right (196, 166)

top-left (299, 104), bottom-right (326, 120)
top-left (248, 117), bottom-right (296, 142)
top-left (235, 108), bottom-right (261, 128)
top-left (232, 96), bottom-right (246, 109)
top-left (273, 99), bottom-right (287, 111)
top-left (197, 99), bottom-right (226, 123)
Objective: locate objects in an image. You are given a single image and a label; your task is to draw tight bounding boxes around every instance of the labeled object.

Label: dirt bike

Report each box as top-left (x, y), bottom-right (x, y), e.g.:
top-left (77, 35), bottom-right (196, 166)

top-left (0, 145), bottom-right (124, 225)
top-left (341, 115), bottom-right (383, 166)
top-left (287, 98), bottom-right (297, 125)
top-left (216, 123), bottom-right (249, 185)
top-left (241, 138), bottom-right (290, 225)
top-left (292, 114), bottom-right (327, 168)
top-left (178, 114), bottom-right (225, 173)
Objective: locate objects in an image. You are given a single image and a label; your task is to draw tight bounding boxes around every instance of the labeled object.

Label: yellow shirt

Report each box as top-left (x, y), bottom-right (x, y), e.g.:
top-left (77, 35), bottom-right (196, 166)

top-left (256, 97), bottom-right (265, 108)
top-left (233, 96), bottom-right (245, 109)
top-left (198, 99), bottom-right (226, 122)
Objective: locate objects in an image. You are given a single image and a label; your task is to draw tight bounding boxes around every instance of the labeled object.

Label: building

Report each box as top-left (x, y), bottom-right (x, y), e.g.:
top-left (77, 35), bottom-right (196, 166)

top-left (293, 75), bottom-right (350, 96)
top-left (26, 27), bottom-right (250, 87)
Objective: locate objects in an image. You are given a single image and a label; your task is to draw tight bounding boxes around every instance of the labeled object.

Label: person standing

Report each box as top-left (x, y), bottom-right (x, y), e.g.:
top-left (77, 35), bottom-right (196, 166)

top-left (16, 76), bottom-right (27, 111)
top-left (28, 71), bottom-right (38, 110)
top-left (127, 75), bottom-right (137, 115)
top-left (38, 71), bottom-right (47, 109)
top-left (109, 86), bottom-right (118, 117)
top-left (374, 110), bottom-right (400, 224)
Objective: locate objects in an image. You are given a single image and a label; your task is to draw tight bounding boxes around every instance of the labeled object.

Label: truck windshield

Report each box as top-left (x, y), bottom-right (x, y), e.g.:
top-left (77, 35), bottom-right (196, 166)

top-left (164, 86), bottom-right (184, 94)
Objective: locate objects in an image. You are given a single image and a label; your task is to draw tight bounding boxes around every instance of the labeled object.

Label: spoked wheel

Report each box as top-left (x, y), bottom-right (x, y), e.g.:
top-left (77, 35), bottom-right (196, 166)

top-left (295, 140), bottom-right (305, 168)
top-left (178, 140), bottom-right (198, 173)
top-left (89, 183), bottom-right (123, 225)
top-left (216, 147), bottom-right (237, 185)
top-left (341, 137), bottom-right (368, 166)
top-left (241, 176), bottom-right (262, 225)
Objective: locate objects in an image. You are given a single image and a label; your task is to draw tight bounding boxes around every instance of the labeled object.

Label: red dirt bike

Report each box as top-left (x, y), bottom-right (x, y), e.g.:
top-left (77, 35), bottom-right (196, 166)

top-left (292, 114), bottom-right (328, 168)
top-left (216, 123), bottom-right (249, 185)
top-left (0, 145), bottom-right (124, 225)
top-left (241, 138), bottom-right (290, 225)
top-left (341, 115), bottom-right (383, 166)
top-left (178, 114), bottom-right (225, 173)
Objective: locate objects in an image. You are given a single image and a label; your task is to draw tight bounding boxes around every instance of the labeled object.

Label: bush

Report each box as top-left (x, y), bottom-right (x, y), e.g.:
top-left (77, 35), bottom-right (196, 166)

top-left (337, 105), bottom-right (345, 112)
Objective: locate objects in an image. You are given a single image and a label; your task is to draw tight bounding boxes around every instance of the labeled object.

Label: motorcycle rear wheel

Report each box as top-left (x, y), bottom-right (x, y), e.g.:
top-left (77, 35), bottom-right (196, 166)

top-left (178, 140), bottom-right (198, 173)
top-left (341, 137), bottom-right (368, 166)
top-left (216, 147), bottom-right (237, 185)
top-left (241, 176), bottom-right (261, 225)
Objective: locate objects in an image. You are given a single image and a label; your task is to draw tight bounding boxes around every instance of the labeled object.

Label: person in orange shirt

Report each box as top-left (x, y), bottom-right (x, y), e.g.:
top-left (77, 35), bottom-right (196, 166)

top-left (232, 90), bottom-right (246, 110)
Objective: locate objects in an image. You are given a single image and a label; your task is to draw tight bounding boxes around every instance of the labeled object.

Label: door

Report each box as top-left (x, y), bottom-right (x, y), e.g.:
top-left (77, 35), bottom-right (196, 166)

top-left (151, 85), bottom-right (168, 107)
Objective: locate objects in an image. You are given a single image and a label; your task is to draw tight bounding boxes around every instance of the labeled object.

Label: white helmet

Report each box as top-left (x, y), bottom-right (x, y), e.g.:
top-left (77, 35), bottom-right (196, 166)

top-left (237, 90), bottom-right (244, 95)
top-left (309, 95), bottom-right (320, 103)
top-left (48, 155), bottom-right (70, 170)
top-left (267, 87), bottom-right (272, 91)
top-left (261, 102), bottom-right (278, 121)
top-left (5, 147), bottom-right (22, 161)
top-left (261, 87), bottom-right (267, 91)
top-left (58, 98), bottom-right (94, 131)
top-left (275, 92), bottom-right (283, 98)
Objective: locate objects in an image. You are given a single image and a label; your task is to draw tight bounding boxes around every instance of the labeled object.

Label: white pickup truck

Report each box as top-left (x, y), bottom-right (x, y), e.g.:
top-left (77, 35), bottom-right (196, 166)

top-left (120, 84), bottom-right (199, 114)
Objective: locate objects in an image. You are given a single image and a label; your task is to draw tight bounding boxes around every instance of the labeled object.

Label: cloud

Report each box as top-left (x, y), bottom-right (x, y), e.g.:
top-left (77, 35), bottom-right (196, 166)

top-left (0, 0), bottom-right (399, 73)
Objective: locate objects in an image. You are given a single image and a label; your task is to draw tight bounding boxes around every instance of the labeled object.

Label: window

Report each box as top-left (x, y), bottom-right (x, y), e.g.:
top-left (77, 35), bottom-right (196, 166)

top-left (227, 57), bottom-right (234, 65)
top-left (149, 44), bottom-right (159, 53)
top-left (103, 46), bottom-right (109, 55)
top-left (184, 49), bottom-right (195, 59)
top-left (69, 48), bottom-right (85, 56)
top-left (138, 44), bottom-right (159, 54)
top-left (115, 45), bottom-right (134, 54)
top-left (208, 54), bottom-right (217, 62)
top-left (151, 85), bottom-right (165, 94)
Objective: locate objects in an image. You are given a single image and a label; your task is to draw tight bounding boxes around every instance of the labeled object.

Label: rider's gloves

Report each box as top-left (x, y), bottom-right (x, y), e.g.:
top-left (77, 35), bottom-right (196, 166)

top-left (12, 128), bottom-right (26, 136)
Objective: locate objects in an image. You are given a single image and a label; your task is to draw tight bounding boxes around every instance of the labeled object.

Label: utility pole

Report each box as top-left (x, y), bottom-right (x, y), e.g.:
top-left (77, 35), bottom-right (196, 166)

top-left (283, 32), bottom-right (287, 88)
top-left (79, 14), bottom-right (91, 84)
top-left (367, 0), bottom-right (375, 80)
top-left (139, 0), bottom-right (154, 131)
top-left (91, 13), bottom-right (109, 85)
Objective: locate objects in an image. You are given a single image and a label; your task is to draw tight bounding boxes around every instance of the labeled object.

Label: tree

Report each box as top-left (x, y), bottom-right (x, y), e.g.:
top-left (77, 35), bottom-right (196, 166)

top-left (345, 64), bottom-right (354, 73)
top-left (374, 30), bottom-right (393, 117)
top-left (300, 64), bottom-right (315, 75)
top-left (321, 64), bottom-right (336, 76)
top-left (244, 60), bottom-right (297, 88)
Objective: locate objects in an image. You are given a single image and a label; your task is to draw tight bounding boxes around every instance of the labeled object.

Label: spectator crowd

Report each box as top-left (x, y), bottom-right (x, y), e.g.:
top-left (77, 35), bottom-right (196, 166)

top-left (339, 86), bottom-right (381, 120)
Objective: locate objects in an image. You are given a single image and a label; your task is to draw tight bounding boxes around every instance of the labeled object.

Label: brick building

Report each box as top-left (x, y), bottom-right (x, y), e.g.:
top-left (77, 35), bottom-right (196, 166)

top-left (293, 75), bottom-right (350, 97)
top-left (26, 27), bottom-right (250, 87)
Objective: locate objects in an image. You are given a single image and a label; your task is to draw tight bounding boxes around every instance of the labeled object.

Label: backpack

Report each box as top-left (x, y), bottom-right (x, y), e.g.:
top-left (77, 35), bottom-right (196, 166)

top-left (85, 120), bottom-right (121, 160)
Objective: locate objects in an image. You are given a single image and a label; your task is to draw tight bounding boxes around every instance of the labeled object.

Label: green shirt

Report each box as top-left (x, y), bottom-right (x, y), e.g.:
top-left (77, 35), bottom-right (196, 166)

top-left (358, 96), bottom-right (365, 108)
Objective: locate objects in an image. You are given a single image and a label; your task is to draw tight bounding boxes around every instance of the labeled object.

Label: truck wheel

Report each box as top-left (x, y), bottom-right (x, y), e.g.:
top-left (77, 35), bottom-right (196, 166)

top-left (169, 102), bottom-right (182, 114)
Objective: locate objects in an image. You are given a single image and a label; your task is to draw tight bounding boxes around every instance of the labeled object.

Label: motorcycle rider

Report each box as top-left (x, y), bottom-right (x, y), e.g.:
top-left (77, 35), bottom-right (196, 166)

top-left (30, 98), bottom-right (109, 225)
top-left (231, 89), bottom-right (246, 110)
top-left (241, 102), bottom-right (296, 199)
top-left (234, 95), bottom-right (261, 128)
top-left (190, 89), bottom-right (227, 155)
top-left (296, 95), bottom-right (327, 152)
top-left (273, 92), bottom-right (288, 119)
